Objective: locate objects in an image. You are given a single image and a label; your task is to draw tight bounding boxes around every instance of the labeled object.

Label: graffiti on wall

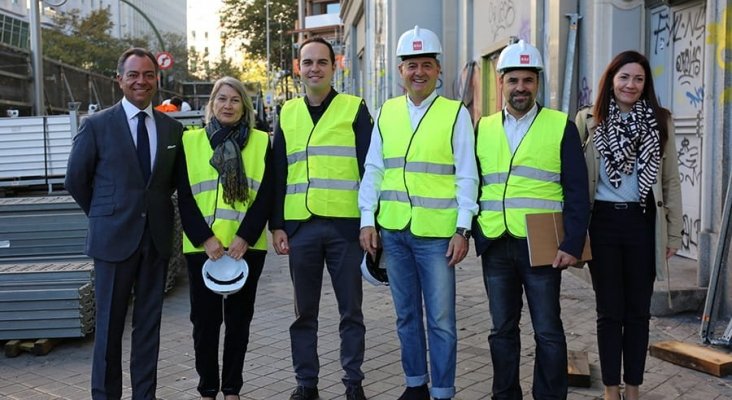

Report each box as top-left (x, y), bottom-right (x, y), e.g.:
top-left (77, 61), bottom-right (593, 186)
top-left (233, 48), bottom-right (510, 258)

top-left (676, 135), bottom-right (702, 257)
top-left (577, 76), bottom-right (593, 108)
top-left (706, 7), bottom-right (731, 103)
top-left (486, 0), bottom-right (516, 41)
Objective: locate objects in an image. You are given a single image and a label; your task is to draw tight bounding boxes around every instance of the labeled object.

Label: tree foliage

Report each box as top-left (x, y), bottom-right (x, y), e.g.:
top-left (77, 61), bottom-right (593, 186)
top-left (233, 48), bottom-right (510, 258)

top-left (43, 8), bottom-right (192, 86)
top-left (188, 46), bottom-right (243, 81)
top-left (220, 0), bottom-right (298, 73)
top-left (43, 8), bottom-right (128, 76)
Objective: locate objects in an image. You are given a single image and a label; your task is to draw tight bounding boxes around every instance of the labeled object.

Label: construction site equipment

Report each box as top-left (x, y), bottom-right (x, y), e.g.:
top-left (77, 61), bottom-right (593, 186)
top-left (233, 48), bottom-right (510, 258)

top-left (0, 111), bottom-right (79, 191)
top-left (701, 170), bottom-right (732, 346)
top-left (0, 262), bottom-right (94, 341)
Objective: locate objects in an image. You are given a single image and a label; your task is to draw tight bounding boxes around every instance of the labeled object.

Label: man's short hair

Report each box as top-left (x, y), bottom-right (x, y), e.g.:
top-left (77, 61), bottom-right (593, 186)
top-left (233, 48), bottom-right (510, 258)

top-left (299, 37), bottom-right (335, 64)
top-left (170, 96), bottom-right (183, 108)
top-left (117, 48), bottom-right (158, 76)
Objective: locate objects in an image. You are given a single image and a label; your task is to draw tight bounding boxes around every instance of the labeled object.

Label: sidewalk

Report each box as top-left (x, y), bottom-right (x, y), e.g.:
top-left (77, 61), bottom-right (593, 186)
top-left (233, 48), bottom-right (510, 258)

top-left (1, 249), bottom-right (731, 399)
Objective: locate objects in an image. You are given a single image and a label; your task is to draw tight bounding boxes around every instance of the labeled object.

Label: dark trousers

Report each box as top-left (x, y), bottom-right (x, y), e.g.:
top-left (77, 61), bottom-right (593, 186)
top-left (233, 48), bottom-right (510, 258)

top-left (91, 229), bottom-right (167, 400)
top-left (288, 218), bottom-right (365, 388)
top-left (589, 201), bottom-right (655, 386)
top-left (186, 250), bottom-right (266, 397)
top-left (481, 236), bottom-right (567, 400)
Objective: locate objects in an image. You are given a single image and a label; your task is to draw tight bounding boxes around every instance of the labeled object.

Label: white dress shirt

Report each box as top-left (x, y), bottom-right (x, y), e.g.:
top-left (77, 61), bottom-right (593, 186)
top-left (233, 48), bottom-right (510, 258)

top-left (122, 97), bottom-right (158, 169)
top-left (359, 90), bottom-right (479, 230)
top-left (503, 103), bottom-right (538, 154)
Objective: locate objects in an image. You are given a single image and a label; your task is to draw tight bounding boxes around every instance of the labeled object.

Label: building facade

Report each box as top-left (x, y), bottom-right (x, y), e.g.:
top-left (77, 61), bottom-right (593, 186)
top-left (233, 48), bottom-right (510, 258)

top-left (0, 0), bottom-right (186, 50)
top-left (339, 0), bottom-right (732, 315)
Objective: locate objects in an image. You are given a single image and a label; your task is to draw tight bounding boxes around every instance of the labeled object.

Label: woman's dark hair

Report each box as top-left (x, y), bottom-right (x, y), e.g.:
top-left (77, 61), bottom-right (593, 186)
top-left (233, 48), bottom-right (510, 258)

top-left (593, 50), bottom-right (670, 152)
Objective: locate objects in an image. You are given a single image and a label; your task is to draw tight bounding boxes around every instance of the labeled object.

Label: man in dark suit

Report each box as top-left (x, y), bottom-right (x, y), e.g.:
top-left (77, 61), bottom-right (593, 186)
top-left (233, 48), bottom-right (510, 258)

top-left (65, 47), bottom-right (183, 400)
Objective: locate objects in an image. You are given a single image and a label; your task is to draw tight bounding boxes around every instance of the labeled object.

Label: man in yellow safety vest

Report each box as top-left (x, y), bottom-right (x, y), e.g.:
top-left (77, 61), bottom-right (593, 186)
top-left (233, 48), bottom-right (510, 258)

top-left (473, 40), bottom-right (590, 399)
top-left (358, 26), bottom-right (479, 400)
top-left (270, 37), bottom-right (373, 400)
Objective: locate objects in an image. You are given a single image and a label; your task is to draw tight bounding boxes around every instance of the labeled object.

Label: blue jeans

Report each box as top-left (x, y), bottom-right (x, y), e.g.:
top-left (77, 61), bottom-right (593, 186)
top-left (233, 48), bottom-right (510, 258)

top-left (381, 229), bottom-right (456, 400)
top-left (481, 237), bottom-right (567, 400)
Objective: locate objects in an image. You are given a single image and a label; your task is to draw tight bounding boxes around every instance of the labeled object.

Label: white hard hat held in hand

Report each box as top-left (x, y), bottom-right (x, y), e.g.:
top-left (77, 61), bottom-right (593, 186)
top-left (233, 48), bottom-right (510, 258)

top-left (496, 40), bottom-right (544, 73)
top-left (396, 25), bottom-right (442, 59)
top-left (202, 255), bottom-right (249, 297)
top-left (361, 249), bottom-right (389, 287)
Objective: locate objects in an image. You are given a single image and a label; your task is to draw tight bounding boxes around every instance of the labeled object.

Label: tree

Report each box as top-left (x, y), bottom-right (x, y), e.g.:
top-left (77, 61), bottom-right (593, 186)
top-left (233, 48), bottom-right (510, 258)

top-left (220, 0), bottom-right (297, 73)
top-left (188, 46), bottom-right (244, 81)
top-left (43, 8), bottom-right (129, 76)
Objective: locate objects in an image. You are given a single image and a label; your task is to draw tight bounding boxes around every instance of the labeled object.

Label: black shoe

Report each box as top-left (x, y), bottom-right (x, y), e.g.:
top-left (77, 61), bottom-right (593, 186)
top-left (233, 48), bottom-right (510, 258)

top-left (290, 385), bottom-right (319, 400)
top-left (397, 384), bottom-right (430, 400)
top-left (345, 384), bottom-right (367, 400)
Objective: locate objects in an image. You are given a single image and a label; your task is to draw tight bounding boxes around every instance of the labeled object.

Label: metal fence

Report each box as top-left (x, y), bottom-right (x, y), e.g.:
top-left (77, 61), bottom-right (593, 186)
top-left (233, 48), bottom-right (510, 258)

top-left (0, 43), bottom-right (179, 117)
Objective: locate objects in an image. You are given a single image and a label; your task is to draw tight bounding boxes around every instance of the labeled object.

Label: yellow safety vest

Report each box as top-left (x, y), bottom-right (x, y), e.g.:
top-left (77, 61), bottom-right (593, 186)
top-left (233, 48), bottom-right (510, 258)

top-left (280, 94), bottom-right (363, 220)
top-left (376, 95), bottom-right (461, 238)
top-left (476, 108), bottom-right (567, 238)
top-left (181, 127), bottom-right (270, 253)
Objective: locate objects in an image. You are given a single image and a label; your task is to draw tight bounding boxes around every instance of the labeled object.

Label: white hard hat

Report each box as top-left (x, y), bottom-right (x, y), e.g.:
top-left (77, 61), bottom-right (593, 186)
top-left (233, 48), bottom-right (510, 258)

top-left (496, 40), bottom-right (544, 73)
top-left (360, 249), bottom-right (388, 286)
top-left (202, 255), bottom-right (249, 296)
top-left (396, 25), bottom-right (442, 58)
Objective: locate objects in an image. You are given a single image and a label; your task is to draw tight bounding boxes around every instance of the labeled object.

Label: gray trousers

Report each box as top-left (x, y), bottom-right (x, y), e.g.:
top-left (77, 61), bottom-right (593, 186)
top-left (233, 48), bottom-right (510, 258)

top-left (288, 218), bottom-right (365, 388)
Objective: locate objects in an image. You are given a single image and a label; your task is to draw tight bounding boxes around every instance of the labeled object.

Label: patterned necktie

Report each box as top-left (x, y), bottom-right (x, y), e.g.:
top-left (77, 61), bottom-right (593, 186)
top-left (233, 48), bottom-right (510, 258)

top-left (136, 111), bottom-right (151, 183)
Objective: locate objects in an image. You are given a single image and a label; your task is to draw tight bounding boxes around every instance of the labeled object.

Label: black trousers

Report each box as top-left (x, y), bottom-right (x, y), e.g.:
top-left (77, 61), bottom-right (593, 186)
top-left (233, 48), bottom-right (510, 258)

top-left (92, 228), bottom-right (167, 400)
top-left (588, 201), bottom-right (655, 386)
top-left (186, 250), bottom-right (266, 397)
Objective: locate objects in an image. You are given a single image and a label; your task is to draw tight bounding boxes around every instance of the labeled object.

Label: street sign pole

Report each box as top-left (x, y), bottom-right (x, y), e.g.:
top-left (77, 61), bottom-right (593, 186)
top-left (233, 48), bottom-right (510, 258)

top-left (29, 0), bottom-right (45, 115)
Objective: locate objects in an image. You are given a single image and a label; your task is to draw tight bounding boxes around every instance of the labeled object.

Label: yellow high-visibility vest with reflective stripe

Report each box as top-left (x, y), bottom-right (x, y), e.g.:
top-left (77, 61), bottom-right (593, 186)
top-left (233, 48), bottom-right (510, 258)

top-left (280, 94), bottom-right (362, 220)
top-left (476, 108), bottom-right (567, 238)
top-left (181, 127), bottom-right (270, 253)
top-left (377, 95), bottom-right (461, 238)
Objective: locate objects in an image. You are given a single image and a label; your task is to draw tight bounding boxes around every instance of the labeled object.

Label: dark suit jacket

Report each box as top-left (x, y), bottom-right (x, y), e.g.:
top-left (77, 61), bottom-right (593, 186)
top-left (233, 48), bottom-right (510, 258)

top-left (65, 101), bottom-right (184, 262)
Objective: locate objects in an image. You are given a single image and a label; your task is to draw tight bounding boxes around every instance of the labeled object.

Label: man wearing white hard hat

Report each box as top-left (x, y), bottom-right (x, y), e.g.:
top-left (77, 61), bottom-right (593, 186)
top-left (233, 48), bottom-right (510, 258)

top-left (359, 26), bottom-right (479, 400)
top-left (473, 40), bottom-right (589, 399)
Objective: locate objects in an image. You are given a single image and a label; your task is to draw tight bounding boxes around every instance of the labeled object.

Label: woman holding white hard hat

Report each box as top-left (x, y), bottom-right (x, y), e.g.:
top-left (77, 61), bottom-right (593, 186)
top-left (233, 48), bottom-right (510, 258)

top-left (177, 76), bottom-right (273, 400)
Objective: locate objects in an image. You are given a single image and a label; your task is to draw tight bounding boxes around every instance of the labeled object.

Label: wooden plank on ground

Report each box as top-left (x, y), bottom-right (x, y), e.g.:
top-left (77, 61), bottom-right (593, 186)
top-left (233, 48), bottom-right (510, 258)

top-left (4, 339), bottom-right (21, 357)
top-left (32, 338), bottom-right (57, 356)
top-left (567, 350), bottom-right (591, 387)
top-left (649, 340), bottom-right (732, 377)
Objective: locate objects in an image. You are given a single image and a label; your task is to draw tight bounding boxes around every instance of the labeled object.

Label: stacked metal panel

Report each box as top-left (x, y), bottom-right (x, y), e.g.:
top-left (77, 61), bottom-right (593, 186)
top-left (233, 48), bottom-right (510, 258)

top-left (0, 196), bottom-right (93, 340)
top-left (0, 262), bottom-right (94, 340)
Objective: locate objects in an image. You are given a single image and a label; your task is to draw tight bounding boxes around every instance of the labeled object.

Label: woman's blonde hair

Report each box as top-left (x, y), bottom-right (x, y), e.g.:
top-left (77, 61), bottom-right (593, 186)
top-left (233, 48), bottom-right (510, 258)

top-left (205, 76), bottom-right (255, 129)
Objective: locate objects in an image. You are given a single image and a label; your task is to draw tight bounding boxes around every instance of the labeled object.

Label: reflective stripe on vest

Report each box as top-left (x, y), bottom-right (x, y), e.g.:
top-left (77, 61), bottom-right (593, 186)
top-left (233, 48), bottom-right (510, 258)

top-left (280, 94), bottom-right (363, 220)
top-left (476, 108), bottom-right (567, 238)
top-left (376, 95), bottom-right (461, 238)
top-left (181, 127), bottom-right (270, 253)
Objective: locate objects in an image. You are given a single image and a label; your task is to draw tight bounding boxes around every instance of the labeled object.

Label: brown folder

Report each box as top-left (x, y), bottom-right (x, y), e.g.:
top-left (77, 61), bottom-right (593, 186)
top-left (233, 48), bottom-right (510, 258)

top-left (525, 212), bottom-right (592, 267)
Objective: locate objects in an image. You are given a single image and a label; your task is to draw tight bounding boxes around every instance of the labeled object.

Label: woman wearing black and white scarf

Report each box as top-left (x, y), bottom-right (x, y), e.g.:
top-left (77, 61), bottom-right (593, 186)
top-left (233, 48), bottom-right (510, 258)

top-left (177, 76), bottom-right (273, 400)
top-left (575, 51), bottom-right (682, 400)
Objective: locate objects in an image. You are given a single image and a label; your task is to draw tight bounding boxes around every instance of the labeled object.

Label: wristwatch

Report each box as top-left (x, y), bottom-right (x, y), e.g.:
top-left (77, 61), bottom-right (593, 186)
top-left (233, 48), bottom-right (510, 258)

top-left (455, 227), bottom-right (471, 240)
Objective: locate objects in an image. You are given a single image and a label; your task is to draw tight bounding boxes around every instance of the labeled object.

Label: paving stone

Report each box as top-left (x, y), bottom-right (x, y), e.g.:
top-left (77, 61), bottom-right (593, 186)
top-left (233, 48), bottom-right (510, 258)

top-left (1, 251), bottom-right (732, 399)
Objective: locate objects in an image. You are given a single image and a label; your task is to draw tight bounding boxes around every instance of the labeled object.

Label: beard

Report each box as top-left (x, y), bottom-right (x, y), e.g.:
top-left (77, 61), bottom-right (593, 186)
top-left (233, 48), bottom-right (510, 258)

top-left (508, 91), bottom-right (535, 114)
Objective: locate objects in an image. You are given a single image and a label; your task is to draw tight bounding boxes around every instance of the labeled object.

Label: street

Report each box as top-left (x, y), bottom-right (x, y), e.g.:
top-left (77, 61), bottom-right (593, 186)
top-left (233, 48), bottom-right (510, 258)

top-left (1, 248), bottom-right (731, 399)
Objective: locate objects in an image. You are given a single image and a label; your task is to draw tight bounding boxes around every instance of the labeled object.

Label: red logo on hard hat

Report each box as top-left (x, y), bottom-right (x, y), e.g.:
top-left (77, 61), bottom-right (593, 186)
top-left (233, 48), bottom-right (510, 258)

top-left (413, 41), bottom-right (423, 51)
top-left (520, 54), bottom-right (530, 64)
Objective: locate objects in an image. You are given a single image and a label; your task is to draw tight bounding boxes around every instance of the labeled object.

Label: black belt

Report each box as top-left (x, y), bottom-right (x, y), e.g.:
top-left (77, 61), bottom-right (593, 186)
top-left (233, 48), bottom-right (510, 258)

top-left (594, 200), bottom-right (642, 210)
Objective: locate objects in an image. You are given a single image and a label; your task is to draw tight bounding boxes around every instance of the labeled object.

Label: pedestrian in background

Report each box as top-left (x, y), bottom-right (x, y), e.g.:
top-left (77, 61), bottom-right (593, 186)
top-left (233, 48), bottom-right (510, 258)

top-left (575, 50), bottom-right (682, 400)
top-left (65, 47), bottom-right (184, 400)
top-left (473, 40), bottom-right (589, 400)
top-left (177, 76), bottom-right (273, 400)
top-left (359, 26), bottom-right (479, 400)
top-left (270, 37), bottom-right (373, 400)
top-left (155, 96), bottom-right (183, 113)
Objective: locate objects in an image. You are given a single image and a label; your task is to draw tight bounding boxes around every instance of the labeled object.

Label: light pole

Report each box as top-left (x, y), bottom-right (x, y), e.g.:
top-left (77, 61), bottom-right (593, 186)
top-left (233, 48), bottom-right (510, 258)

top-left (29, 0), bottom-right (44, 115)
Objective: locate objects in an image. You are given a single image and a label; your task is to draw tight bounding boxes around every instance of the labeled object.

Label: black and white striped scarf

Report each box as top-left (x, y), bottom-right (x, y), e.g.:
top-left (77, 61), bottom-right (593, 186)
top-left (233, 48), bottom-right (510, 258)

top-left (593, 98), bottom-right (661, 209)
